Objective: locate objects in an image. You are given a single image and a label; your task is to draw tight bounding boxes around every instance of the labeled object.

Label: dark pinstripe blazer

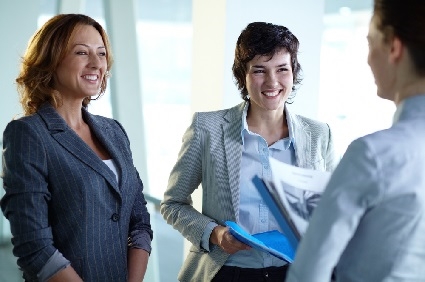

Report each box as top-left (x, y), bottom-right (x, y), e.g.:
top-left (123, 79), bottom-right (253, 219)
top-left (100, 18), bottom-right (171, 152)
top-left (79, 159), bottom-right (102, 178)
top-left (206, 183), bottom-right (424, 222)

top-left (160, 102), bottom-right (338, 282)
top-left (1, 103), bottom-right (152, 282)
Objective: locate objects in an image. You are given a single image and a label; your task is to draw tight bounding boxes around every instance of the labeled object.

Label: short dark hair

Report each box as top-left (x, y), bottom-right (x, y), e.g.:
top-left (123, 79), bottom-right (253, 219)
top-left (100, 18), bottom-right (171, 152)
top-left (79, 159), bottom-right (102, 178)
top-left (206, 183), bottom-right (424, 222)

top-left (232, 22), bottom-right (302, 101)
top-left (374, 0), bottom-right (425, 75)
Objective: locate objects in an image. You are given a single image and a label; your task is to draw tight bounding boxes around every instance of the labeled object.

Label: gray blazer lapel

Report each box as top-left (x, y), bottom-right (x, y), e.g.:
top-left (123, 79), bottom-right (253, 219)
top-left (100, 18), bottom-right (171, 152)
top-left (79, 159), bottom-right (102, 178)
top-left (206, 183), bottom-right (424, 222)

top-left (37, 104), bottom-right (120, 194)
top-left (286, 107), bottom-right (312, 168)
top-left (223, 102), bottom-right (245, 220)
top-left (83, 110), bottom-right (127, 191)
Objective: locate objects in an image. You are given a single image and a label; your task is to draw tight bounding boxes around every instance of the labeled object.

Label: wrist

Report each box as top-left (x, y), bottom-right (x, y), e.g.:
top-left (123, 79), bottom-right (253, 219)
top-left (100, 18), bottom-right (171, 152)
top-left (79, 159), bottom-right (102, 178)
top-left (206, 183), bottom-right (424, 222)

top-left (210, 225), bottom-right (224, 245)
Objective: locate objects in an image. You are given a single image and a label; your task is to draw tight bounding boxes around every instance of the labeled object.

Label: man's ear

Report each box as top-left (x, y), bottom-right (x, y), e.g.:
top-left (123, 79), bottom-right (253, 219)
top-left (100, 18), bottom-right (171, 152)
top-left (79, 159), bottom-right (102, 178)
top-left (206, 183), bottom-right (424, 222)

top-left (389, 36), bottom-right (403, 63)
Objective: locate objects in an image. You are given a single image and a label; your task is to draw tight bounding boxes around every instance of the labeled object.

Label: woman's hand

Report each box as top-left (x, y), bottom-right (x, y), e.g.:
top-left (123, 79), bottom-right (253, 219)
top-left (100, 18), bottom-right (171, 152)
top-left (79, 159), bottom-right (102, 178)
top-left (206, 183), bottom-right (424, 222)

top-left (210, 226), bottom-right (251, 254)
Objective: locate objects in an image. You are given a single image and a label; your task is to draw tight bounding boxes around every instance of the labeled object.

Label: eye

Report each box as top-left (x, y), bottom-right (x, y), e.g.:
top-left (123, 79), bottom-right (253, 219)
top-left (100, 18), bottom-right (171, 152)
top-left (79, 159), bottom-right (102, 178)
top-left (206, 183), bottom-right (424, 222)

top-left (253, 69), bottom-right (265, 74)
top-left (76, 51), bottom-right (88, 55)
top-left (98, 51), bottom-right (107, 57)
top-left (278, 67), bottom-right (289, 72)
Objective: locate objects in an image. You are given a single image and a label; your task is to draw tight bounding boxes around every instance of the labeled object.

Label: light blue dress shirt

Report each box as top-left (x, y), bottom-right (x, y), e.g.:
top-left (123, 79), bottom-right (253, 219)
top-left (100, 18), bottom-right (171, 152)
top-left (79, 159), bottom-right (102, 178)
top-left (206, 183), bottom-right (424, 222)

top-left (286, 95), bottom-right (425, 281)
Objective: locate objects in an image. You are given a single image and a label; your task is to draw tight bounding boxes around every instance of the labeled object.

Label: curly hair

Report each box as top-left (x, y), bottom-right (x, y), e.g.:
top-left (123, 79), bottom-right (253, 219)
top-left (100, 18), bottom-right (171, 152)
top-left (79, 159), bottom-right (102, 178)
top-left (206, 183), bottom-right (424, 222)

top-left (232, 22), bottom-right (302, 102)
top-left (16, 14), bottom-right (114, 116)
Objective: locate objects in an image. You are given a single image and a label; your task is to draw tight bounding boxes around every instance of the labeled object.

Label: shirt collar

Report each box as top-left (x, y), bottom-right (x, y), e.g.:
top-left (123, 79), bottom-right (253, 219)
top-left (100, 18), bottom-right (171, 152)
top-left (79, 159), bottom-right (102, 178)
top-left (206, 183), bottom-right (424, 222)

top-left (241, 102), bottom-right (294, 149)
top-left (392, 99), bottom-right (405, 125)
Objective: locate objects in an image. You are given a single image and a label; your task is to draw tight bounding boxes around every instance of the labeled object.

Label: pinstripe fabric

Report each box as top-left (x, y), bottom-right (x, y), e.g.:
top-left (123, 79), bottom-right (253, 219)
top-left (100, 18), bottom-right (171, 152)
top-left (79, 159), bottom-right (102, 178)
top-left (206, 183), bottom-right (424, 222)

top-left (160, 101), bottom-right (338, 282)
top-left (1, 103), bottom-right (152, 282)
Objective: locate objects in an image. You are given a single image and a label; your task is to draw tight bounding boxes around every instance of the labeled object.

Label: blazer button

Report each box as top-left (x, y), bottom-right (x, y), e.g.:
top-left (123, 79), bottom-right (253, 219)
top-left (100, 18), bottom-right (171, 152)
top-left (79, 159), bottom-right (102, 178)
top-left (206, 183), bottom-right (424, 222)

top-left (111, 213), bottom-right (120, 222)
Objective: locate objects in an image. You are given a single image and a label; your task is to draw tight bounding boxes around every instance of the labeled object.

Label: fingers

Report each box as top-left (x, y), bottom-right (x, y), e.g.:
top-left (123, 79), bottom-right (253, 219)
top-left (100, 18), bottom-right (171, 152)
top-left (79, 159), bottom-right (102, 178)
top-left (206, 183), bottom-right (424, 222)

top-left (219, 228), bottom-right (251, 254)
top-left (211, 225), bottom-right (251, 254)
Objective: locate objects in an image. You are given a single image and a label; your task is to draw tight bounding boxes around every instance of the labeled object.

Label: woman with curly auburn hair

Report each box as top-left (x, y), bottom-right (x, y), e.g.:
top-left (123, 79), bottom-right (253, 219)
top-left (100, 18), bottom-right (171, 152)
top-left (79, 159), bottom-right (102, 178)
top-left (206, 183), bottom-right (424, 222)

top-left (1, 14), bottom-right (152, 282)
top-left (16, 14), bottom-right (113, 116)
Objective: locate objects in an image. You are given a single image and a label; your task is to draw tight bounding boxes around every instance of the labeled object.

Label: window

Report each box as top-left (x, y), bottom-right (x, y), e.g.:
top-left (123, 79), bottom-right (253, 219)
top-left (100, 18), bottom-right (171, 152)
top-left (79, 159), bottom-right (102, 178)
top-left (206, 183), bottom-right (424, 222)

top-left (319, 3), bottom-right (395, 157)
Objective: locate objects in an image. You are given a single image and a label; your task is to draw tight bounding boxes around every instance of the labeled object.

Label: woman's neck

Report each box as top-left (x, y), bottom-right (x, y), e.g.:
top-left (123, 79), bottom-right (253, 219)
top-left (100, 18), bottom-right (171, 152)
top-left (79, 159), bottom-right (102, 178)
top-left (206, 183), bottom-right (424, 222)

top-left (246, 106), bottom-right (289, 145)
top-left (395, 79), bottom-right (425, 105)
top-left (55, 101), bottom-right (85, 130)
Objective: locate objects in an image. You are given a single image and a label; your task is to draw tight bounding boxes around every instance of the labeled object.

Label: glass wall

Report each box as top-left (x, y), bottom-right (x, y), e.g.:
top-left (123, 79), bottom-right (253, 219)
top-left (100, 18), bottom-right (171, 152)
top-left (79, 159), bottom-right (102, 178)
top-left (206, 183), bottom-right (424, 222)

top-left (133, 1), bottom-right (192, 280)
top-left (135, 0), bottom-right (193, 200)
top-left (319, 0), bottom-right (395, 157)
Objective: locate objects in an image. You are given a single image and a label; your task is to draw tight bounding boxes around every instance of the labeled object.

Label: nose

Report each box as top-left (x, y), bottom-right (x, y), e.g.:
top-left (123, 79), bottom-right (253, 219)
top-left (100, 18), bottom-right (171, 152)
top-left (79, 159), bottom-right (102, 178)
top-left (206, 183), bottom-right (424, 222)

top-left (265, 72), bottom-right (279, 87)
top-left (88, 53), bottom-right (101, 69)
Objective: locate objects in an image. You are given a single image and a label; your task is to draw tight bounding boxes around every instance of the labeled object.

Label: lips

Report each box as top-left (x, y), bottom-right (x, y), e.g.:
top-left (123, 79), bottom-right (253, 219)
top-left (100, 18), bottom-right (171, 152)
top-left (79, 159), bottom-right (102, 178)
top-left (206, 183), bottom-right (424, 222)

top-left (82, 74), bottom-right (98, 81)
top-left (262, 90), bottom-right (281, 97)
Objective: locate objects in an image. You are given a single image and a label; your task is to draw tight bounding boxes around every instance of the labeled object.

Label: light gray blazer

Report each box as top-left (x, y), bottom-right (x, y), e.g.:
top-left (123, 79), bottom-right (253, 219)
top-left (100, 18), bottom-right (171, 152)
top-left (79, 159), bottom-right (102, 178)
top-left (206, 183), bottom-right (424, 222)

top-left (287, 95), bottom-right (425, 281)
top-left (1, 103), bottom-right (152, 282)
top-left (160, 102), bottom-right (337, 282)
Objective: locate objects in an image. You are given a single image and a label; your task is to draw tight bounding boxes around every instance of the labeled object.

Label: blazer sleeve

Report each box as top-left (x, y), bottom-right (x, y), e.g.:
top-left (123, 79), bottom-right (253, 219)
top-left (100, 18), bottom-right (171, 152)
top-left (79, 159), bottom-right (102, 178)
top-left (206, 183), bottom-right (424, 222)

top-left (128, 170), bottom-right (153, 253)
top-left (1, 120), bottom-right (60, 276)
top-left (160, 113), bottom-right (217, 249)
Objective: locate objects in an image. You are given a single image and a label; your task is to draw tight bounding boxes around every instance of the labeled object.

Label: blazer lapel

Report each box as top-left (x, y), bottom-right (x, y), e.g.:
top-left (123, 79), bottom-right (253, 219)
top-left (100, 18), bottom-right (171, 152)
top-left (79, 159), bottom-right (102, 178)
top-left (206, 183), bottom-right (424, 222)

top-left (223, 102), bottom-right (245, 220)
top-left (286, 107), bottom-right (313, 168)
top-left (37, 104), bottom-right (120, 195)
top-left (84, 111), bottom-right (127, 194)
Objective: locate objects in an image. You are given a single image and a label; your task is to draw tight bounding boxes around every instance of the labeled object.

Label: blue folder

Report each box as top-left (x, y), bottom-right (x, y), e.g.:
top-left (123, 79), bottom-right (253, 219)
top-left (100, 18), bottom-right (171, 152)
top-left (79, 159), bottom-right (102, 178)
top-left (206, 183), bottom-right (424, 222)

top-left (252, 175), bottom-right (300, 250)
top-left (225, 220), bottom-right (295, 263)
top-left (225, 175), bottom-right (303, 263)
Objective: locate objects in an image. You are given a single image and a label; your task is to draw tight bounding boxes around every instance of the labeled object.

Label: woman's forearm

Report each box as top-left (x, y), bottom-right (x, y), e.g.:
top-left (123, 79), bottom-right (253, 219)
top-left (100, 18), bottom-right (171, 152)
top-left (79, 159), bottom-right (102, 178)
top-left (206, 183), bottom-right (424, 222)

top-left (128, 248), bottom-right (149, 282)
top-left (47, 265), bottom-right (83, 282)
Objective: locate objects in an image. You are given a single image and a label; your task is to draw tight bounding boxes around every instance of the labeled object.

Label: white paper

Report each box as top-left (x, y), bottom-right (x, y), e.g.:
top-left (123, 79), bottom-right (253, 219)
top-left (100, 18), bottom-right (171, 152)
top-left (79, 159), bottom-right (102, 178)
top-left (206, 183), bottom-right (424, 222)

top-left (269, 158), bottom-right (331, 193)
top-left (263, 158), bottom-right (331, 235)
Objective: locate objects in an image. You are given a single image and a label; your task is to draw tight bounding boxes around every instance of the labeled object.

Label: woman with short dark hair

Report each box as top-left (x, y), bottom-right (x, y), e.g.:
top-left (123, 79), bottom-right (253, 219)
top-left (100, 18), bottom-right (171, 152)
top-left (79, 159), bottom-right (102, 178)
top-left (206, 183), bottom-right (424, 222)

top-left (160, 21), bottom-right (337, 282)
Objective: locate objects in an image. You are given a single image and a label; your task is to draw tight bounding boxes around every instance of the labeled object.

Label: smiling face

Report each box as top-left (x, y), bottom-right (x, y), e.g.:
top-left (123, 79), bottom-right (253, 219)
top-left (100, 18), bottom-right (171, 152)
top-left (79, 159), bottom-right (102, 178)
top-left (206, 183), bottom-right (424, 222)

top-left (245, 49), bottom-right (293, 114)
top-left (54, 24), bottom-right (107, 102)
top-left (367, 15), bottom-right (396, 101)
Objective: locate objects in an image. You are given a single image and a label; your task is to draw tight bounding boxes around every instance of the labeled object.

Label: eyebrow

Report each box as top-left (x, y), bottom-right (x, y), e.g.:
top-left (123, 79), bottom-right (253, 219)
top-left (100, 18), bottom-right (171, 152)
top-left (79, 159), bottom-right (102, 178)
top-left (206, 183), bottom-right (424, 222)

top-left (251, 63), bottom-right (289, 68)
top-left (74, 43), bottom-right (106, 49)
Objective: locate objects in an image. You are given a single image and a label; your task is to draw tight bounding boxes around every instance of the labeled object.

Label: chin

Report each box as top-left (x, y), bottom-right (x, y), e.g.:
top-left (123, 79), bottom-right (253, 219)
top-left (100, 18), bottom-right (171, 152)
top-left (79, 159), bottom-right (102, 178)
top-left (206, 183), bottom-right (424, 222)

top-left (87, 90), bottom-right (101, 97)
top-left (377, 90), bottom-right (395, 102)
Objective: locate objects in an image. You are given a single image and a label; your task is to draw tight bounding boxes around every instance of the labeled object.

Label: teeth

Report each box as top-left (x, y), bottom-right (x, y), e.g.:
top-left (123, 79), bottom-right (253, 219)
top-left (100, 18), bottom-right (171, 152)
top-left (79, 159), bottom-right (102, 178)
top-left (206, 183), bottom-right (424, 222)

top-left (263, 90), bottom-right (280, 97)
top-left (83, 75), bottom-right (97, 81)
